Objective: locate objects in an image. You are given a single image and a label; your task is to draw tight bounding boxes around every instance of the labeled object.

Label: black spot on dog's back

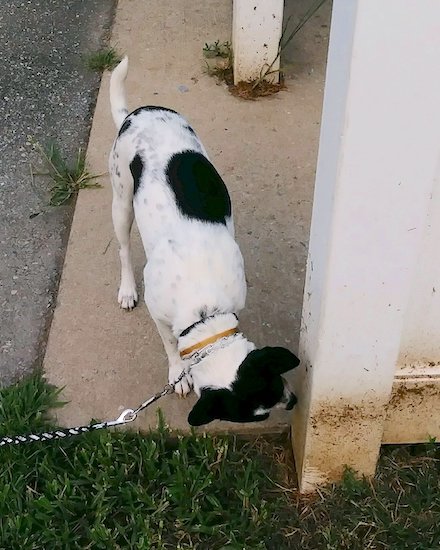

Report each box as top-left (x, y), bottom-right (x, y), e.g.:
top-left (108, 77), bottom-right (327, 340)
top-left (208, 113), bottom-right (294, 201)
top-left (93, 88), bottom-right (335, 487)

top-left (118, 117), bottom-right (131, 136)
top-left (166, 151), bottom-right (231, 225)
top-left (130, 154), bottom-right (143, 195)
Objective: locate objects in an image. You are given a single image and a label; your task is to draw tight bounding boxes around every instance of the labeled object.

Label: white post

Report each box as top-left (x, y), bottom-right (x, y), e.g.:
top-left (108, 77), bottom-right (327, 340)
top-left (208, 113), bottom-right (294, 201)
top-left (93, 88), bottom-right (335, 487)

top-left (232, 0), bottom-right (283, 84)
top-left (292, 0), bottom-right (440, 492)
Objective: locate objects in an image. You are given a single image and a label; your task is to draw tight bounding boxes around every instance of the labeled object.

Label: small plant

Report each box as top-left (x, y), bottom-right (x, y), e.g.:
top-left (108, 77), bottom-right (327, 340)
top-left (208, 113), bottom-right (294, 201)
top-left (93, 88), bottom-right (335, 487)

top-left (85, 46), bottom-right (121, 72)
top-left (203, 39), bottom-right (232, 59)
top-left (203, 40), bottom-right (234, 86)
top-left (30, 140), bottom-right (101, 208)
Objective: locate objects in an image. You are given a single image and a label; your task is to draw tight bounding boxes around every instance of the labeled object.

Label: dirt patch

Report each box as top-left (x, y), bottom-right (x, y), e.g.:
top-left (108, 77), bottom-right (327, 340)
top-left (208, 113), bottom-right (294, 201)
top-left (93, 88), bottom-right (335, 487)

top-left (229, 77), bottom-right (287, 100)
top-left (204, 49), bottom-right (286, 100)
top-left (383, 377), bottom-right (440, 443)
top-left (387, 382), bottom-right (440, 410)
top-left (295, 397), bottom-right (387, 489)
top-left (310, 398), bottom-right (384, 431)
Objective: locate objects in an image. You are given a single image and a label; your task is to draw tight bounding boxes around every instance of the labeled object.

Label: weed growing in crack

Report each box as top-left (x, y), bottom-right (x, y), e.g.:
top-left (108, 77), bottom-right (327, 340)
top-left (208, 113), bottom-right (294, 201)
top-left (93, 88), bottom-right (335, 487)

top-left (85, 46), bottom-right (122, 72)
top-left (30, 140), bottom-right (102, 213)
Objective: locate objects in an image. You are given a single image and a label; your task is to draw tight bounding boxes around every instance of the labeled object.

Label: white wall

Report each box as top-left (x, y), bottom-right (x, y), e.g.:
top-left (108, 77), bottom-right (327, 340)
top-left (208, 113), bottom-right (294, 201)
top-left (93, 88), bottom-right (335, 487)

top-left (292, 0), bottom-right (440, 492)
top-left (398, 181), bottom-right (440, 366)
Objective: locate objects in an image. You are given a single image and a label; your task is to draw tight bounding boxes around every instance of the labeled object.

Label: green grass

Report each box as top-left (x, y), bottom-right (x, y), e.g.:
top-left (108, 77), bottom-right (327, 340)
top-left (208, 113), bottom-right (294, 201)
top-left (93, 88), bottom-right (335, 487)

top-left (203, 40), bottom-right (234, 86)
top-left (31, 140), bottom-right (101, 207)
top-left (1, 374), bottom-right (439, 549)
top-left (85, 47), bottom-right (122, 72)
top-left (202, 40), bottom-right (232, 60)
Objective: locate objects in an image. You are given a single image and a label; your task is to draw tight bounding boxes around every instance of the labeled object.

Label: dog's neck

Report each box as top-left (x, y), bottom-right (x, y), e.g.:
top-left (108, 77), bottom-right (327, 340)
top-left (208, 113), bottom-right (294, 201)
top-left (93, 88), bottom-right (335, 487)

top-left (177, 312), bottom-right (239, 351)
top-left (177, 313), bottom-right (255, 394)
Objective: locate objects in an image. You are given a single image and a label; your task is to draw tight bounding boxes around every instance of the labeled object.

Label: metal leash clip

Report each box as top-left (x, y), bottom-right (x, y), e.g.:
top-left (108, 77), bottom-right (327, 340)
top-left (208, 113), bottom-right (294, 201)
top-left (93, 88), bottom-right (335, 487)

top-left (111, 408), bottom-right (137, 425)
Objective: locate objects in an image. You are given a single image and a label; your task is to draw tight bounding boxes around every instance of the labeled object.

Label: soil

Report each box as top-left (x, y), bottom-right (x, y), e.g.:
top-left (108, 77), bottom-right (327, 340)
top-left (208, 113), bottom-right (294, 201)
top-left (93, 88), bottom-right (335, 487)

top-left (229, 77), bottom-right (286, 100)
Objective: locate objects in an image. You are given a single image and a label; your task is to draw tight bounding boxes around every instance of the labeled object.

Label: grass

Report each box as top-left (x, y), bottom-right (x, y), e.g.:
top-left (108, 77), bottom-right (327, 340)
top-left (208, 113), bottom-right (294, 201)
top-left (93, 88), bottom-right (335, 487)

top-left (203, 40), bottom-right (232, 60)
top-left (30, 140), bottom-right (101, 208)
top-left (85, 47), bottom-right (122, 72)
top-left (1, 374), bottom-right (439, 549)
top-left (203, 40), bottom-right (234, 86)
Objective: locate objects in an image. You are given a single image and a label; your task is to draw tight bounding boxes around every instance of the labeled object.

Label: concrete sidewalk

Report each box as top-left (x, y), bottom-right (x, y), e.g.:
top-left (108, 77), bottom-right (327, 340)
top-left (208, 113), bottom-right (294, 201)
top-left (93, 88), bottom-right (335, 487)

top-left (43, 0), bottom-right (329, 433)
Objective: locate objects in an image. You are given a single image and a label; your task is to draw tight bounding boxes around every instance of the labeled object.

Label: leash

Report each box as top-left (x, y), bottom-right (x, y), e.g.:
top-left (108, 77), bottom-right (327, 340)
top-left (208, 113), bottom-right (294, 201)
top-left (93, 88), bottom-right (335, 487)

top-left (0, 369), bottom-right (188, 448)
top-left (0, 326), bottom-right (241, 448)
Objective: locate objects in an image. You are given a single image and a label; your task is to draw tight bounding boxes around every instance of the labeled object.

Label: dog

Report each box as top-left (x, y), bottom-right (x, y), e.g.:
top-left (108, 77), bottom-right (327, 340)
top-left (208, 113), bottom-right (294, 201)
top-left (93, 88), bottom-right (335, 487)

top-left (108, 57), bottom-right (299, 426)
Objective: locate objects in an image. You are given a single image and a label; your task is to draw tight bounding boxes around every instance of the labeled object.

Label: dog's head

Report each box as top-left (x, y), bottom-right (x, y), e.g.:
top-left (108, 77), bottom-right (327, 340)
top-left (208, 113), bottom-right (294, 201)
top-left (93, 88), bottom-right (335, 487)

top-left (188, 346), bottom-right (299, 426)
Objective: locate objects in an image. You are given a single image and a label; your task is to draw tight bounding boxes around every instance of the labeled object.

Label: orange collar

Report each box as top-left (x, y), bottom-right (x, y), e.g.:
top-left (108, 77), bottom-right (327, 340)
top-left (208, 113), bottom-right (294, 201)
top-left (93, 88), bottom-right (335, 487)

top-left (179, 327), bottom-right (239, 359)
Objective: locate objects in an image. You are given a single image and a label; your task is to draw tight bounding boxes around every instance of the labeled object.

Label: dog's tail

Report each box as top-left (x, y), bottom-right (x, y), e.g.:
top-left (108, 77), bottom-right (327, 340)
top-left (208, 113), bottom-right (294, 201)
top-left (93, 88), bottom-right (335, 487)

top-left (110, 56), bottom-right (129, 130)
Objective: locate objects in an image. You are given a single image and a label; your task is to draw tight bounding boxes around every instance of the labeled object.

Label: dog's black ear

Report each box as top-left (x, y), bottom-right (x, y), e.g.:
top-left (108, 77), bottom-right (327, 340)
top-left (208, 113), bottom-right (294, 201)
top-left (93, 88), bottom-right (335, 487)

top-left (258, 346), bottom-right (300, 375)
top-left (188, 389), bottom-right (222, 426)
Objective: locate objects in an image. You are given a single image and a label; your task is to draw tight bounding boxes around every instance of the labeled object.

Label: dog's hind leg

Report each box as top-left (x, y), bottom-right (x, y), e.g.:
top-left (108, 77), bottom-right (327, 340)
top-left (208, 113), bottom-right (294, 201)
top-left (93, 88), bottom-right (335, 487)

top-left (110, 157), bottom-right (138, 310)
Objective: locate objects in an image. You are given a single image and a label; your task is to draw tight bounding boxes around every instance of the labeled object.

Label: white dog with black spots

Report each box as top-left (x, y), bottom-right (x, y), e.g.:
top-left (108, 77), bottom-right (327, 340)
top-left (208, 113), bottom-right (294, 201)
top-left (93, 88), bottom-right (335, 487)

top-left (109, 57), bottom-right (299, 426)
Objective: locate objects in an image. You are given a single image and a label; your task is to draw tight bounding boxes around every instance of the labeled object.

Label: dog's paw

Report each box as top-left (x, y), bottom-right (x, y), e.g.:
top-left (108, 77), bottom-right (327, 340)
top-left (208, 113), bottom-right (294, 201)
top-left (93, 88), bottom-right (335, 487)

top-left (118, 285), bottom-right (138, 310)
top-left (169, 366), bottom-right (193, 397)
top-left (175, 372), bottom-right (193, 397)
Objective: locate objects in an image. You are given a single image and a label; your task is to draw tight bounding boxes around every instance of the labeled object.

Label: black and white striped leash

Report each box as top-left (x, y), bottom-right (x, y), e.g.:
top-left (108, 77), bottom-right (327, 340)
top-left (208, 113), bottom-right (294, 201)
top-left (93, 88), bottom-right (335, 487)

top-left (0, 369), bottom-right (188, 448)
